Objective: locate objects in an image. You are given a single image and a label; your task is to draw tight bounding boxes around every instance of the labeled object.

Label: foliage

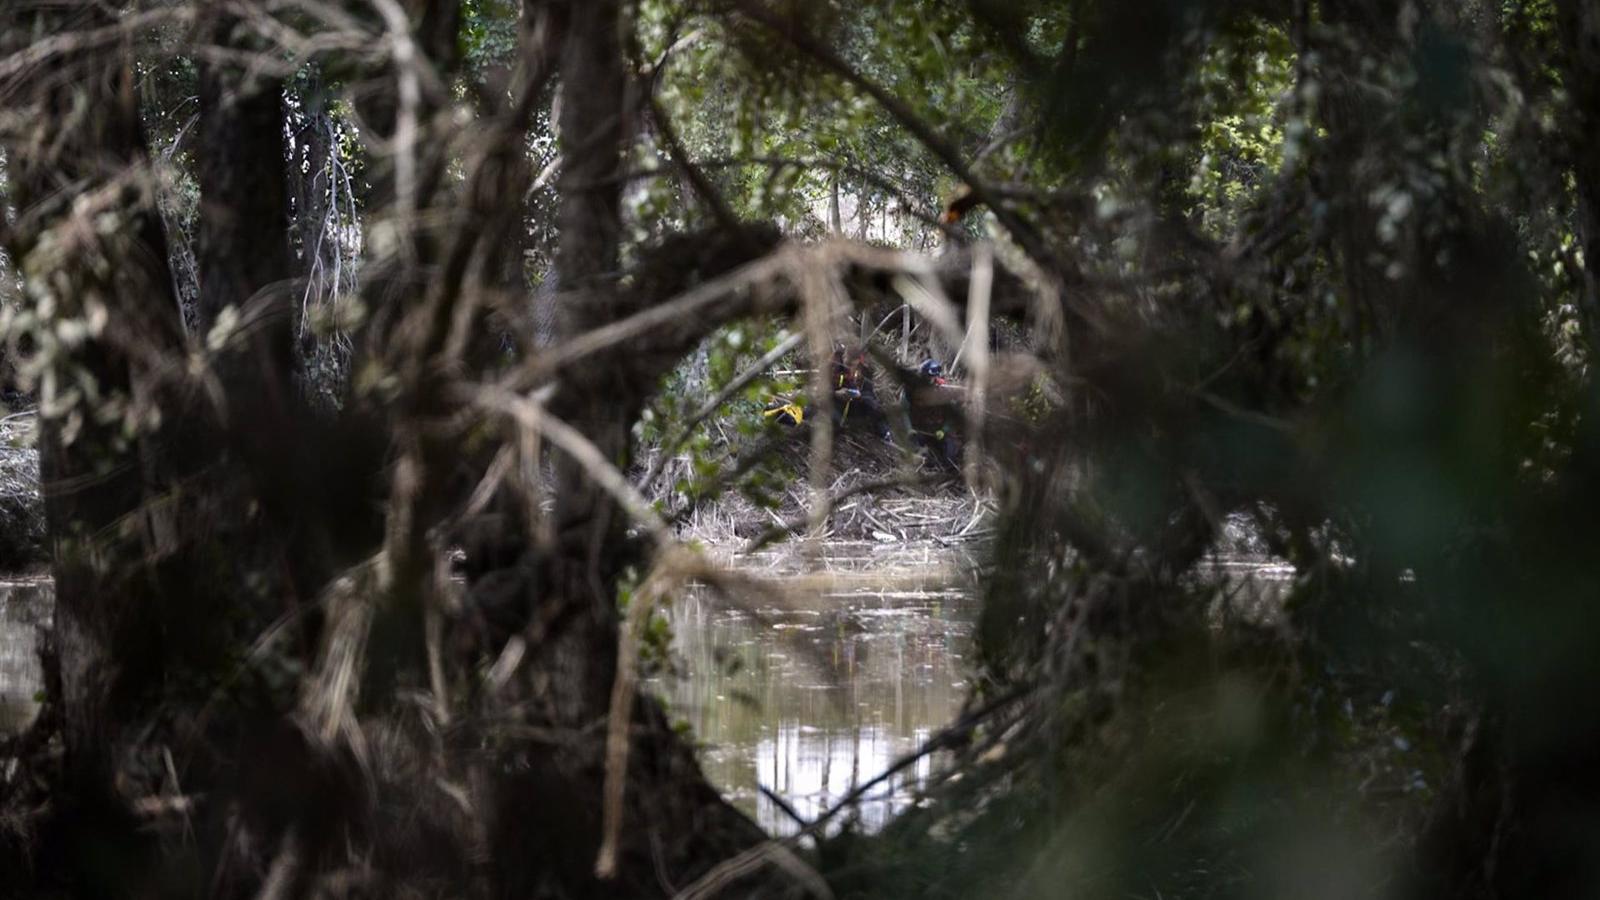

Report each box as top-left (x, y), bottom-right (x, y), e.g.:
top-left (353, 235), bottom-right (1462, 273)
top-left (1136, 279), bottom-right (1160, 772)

top-left (4, 0), bottom-right (1600, 897)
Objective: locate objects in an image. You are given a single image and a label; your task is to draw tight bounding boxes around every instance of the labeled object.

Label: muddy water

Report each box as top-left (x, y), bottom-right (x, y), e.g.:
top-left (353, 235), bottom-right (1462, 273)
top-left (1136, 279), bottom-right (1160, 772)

top-left (0, 579), bottom-right (51, 737)
top-left (0, 545), bottom-right (982, 835)
top-left (2, 542), bottom-right (1289, 839)
top-left (646, 541), bottom-right (982, 837)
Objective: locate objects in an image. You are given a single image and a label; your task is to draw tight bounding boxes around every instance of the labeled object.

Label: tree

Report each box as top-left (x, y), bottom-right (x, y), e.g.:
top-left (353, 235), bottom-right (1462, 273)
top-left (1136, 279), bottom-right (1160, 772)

top-left (1, 1), bottom-right (793, 894)
top-left (7, 0), bottom-right (1600, 897)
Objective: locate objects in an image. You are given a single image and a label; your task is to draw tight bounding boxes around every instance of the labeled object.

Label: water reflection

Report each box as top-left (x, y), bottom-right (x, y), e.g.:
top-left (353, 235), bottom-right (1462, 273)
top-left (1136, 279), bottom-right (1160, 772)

top-left (1, 579), bottom-right (51, 737)
top-left (649, 542), bottom-right (980, 836)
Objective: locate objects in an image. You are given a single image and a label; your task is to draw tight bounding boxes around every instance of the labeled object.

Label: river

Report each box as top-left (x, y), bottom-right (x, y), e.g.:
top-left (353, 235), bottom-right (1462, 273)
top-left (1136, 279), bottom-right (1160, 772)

top-left (2, 535), bottom-right (1305, 844)
top-left (0, 542), bottom-right (981, 838)
top-left (2, 540), bottom-right (1302, 845)
top-left (646, 540), bottom-right (982, 836)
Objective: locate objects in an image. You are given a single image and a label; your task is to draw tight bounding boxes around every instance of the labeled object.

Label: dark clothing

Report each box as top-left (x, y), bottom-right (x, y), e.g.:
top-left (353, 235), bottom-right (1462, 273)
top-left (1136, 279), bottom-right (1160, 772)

top-left (763, 398), bottom-right (803, 427)
top-left (906, 379), bottom-right (963, 468)
top-left (830, 349), bottom-right (891, 439)
top-left (834, 388), bottom-right (890, 439)
top-left (830, 350), bottom-right (875, 397)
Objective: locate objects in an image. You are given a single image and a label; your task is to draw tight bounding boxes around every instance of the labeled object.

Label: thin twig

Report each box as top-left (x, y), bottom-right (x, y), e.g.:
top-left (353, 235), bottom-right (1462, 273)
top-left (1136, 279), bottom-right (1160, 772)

top-left (515, 247), bottom-right (798, 385)
top-left (671, 685), bottom-right (1033, 900)
top-left (962, 242), bottom-right (993, 491)
top-left (800, 263), bottom-right (841, 536)
top-left (370, 0), bottom-right (421, 256)
top-left (640, 331), bottom-right (805, 493)
top-left (743, 472), bottom-right (950, 553)
top-left (728, 2), bottom-right (1067, 286)
top-left (473, 385), bottom-right (671, 544)
top-left (596, 559), bottom-right (677, 878)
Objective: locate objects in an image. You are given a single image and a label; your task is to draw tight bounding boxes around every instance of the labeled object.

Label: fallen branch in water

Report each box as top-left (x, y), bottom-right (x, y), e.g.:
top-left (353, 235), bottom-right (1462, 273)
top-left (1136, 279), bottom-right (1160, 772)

top-left (669, 684), bottom-right (1034, 900)
top-left (802, 683), bottom-right (1035, 837)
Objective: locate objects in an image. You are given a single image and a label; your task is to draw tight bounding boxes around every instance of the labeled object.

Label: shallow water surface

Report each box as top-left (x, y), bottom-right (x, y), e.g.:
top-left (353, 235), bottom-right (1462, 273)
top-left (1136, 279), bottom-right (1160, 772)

top-left (647, 541), bottom-right (981, 836)
top-left (2, 540), bottom-right (1291, 837)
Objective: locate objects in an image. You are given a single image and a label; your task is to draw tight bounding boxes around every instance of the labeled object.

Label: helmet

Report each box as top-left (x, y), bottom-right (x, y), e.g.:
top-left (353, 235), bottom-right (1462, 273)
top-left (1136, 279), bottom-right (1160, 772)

top-left (918, 359), bottom-right (943, 379)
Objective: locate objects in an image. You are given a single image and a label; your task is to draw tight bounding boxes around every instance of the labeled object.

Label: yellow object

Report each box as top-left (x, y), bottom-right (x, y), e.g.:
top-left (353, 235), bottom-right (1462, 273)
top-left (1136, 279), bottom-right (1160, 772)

top-left (763, 401), bottom-right (804, 425)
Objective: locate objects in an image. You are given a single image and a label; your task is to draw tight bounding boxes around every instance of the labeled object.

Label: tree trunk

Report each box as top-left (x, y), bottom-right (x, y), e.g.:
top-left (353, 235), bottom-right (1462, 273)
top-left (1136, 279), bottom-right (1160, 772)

top-left (0, 14), bottom-right (197, 894)
top-left (197, 15), bottom-right (292, 344)
top-left (830, 173), bottom-right (843, 234)
top-left (482, 2), bottom-right (784, 895)
top-left (2, 1), bottom-right (187, 785)
top-left (195, 4), bottom-right (350, 641)
top-left (544, 0), bottom-right (629, 727)
top-left (505, 0), bottom-right (635, 875)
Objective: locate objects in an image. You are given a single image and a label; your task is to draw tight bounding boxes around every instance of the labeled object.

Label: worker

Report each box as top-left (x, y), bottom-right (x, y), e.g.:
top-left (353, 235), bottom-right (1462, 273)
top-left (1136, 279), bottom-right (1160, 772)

top-left (829, 345), bottom-right (892, 441)
top-left (763, 396), bottom-right (804, 427)
top-left (906, 359), bottom-right (962, 468)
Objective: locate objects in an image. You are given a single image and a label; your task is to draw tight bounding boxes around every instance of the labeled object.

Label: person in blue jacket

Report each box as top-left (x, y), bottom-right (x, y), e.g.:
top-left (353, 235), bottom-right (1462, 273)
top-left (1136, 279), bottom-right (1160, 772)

top-left (905, 359), bottom-right (962, 467)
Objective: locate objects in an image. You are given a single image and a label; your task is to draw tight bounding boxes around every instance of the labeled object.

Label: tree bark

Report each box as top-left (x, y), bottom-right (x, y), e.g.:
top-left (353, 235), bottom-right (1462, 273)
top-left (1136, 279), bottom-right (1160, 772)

top-left (197, 12), bottom-right (292, 344)
top-left (480, 2), bottom-right (785, 895)
top-left (1, 18), bottom-right (188, 892)
top-left (195, 4), bottom-right (353, 638)
top-left (830, 173), bottom-right (843, 234)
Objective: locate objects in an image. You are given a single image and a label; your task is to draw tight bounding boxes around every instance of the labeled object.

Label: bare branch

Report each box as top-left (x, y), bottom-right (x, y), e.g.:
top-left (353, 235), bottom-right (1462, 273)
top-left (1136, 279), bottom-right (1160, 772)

top-left (962, 242), bottom-right (993, 490)
top-left (639, 330), bottom-right (805, 493)
top-left (473, 385), bottom-right (671, 544)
